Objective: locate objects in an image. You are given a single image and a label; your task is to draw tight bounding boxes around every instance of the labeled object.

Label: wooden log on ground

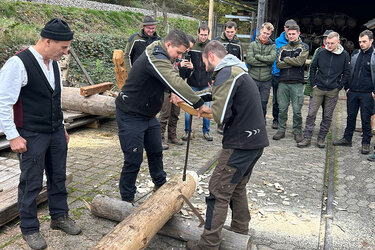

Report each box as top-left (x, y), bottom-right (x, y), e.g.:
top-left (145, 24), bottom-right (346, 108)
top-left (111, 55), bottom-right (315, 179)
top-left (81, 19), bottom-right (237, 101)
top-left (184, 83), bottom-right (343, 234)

top-left (87, 193), bottom-right (251, 250)
top-left (62, 87), bottom-right (115, 116)
top-left (113, 50), bottom-right (127, 91)
top-left (80, 82), bottom-right (114, 97)
top-left (93, 171), bottom-right (198, 250)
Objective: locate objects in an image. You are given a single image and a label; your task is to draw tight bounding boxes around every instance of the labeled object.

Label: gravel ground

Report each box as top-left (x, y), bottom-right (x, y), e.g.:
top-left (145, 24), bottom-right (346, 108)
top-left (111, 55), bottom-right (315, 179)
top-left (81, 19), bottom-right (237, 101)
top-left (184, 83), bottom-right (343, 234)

top-left (4, 0), bottom-right (197, 20)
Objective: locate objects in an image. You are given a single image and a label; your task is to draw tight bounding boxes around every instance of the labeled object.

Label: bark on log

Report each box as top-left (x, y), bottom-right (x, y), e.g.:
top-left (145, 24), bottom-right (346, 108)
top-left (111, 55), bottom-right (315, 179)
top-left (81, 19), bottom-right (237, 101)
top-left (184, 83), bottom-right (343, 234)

top-left (62, 87), bottom-right (115, 116)
top-left (87, 193), bottom-right (251, 250)
top-left (93, 172), bottom-right (198, 250)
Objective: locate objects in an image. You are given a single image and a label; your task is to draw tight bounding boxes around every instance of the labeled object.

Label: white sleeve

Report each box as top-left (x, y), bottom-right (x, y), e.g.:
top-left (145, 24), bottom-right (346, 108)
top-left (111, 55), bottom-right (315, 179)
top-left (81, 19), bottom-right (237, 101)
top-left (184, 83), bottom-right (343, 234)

top-left (0, 56), bottom-right (27, 140)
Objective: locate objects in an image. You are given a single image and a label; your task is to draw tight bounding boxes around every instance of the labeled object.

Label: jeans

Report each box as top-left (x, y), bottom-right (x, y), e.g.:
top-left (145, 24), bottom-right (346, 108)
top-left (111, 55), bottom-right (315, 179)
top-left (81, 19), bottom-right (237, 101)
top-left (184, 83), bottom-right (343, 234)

top-left (271, 75), bottom-right (279, 123)
top-left (184, 86), bottom-right (210, 134)
top-left (254, 79), bottom-right (272, 119)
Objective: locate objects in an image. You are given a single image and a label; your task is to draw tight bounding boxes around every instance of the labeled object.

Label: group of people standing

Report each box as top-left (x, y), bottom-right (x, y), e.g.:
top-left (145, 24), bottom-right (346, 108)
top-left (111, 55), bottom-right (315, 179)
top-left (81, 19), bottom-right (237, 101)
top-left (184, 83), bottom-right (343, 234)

top-left (249, 18), bottom-right (375, 160)
top-left (0, 13), bottom-right (374, 250)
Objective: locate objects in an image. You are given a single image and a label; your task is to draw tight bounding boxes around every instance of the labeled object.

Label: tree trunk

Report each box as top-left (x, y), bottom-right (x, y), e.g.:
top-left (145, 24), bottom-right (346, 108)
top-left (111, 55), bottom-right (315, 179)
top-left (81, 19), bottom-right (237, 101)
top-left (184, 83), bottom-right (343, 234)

top-left (62, 87), bottom-right (116, 116)
top-left (87, 193), bottom-right (251, 249)
top-left (93, 172), bottom-right (198, 250)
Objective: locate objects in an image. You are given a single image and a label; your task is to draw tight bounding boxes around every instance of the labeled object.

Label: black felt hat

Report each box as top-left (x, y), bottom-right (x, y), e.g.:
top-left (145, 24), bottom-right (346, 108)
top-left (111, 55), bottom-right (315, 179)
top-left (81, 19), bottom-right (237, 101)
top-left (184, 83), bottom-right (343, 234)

top-left (40, 18), bottom-right (74, 41)
top-left (142, 16), bottom-right (158, 26)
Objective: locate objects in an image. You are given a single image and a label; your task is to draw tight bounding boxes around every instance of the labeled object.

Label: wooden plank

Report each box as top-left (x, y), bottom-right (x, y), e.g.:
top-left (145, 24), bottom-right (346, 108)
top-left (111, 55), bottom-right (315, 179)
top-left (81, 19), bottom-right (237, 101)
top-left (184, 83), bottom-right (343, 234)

top-left (0, 166), bottom-right (73, 227)
top-left (65, 115), bottom-right (108, 130)
top-left (80, 82), bottom-right (114, 97)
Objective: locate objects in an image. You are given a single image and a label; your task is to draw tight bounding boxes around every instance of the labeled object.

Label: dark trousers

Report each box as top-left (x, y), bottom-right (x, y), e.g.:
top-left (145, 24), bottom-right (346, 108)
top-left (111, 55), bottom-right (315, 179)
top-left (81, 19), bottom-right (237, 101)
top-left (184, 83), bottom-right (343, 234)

top-left (116, 108), bottom-right (166, 201)
top-left (17, 125), bottom-right (68, 235)
top-left (272, 75), bottom-right (279, 123)
top-left (254, 79), bottom-right (272, 119)
top-left (303, 88), bottom-right (338, 140)
top-left (159, 92), bottom-right (181, 140)
top-left (198, 148), bottom-right (263, 249)
top-left (344, 91), bottom-right (374, 145)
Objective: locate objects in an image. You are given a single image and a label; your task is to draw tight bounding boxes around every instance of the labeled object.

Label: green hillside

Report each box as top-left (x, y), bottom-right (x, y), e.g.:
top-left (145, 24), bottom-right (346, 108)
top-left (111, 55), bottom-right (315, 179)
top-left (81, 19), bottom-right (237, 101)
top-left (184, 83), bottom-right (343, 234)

top-left (0, 0), bottom-right (199, 87)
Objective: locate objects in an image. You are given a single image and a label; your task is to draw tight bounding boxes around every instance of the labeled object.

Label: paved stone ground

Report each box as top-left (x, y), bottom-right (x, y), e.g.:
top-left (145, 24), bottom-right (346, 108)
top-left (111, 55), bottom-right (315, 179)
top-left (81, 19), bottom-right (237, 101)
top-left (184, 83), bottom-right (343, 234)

top-left (1, 93), bottom-right (375, 249)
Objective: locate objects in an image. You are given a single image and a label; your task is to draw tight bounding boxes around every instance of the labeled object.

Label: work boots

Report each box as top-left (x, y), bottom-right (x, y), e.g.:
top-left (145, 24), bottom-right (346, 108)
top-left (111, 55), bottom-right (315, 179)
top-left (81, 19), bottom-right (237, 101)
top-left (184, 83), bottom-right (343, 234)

top-left (50, 214), bottom-right (81, 235)
top-left (22, 232), bottom-right (47, 250)
top-left (273, 131), bottom-right (285, 140)
top-left (333, 138), bottom-right (352, 146)
top-left (294, 134), bottom-right (303, 143)
top-left (317, 138), bottom-right (325, 148)
top-left (297, 138), bottom-right (311, 148)
top-left (223, 225), bottom-right (248, 235)
top-left (168, 137), bottom-right (183, 145)
top-left (361, 144), bottom-right (370, 155)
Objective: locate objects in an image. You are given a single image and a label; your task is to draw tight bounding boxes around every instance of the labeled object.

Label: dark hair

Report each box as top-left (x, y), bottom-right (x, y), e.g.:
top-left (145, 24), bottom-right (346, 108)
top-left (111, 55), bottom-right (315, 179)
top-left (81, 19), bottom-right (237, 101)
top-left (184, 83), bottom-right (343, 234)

top-left (186, 34), bottom-right (196, 44)
top-left (359, 30), bottom-right (373, 40)
top-left (165, 29), bottom-right (190, 48)
top-left (225, 21), bottom-right (237, 30)
top-left (203, 40), bottom-right (227, 59)
top-left (287, 25), bottom-right (300, 33)
top-left (198, 23), bottom-right (210, 34)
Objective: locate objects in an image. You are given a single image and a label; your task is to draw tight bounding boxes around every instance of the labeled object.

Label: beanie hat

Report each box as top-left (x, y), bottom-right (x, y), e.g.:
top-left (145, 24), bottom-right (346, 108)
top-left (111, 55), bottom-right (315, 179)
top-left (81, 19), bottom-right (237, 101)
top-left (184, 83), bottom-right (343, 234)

top-left (40, 18), bottom-right (74, 41)
top-left (284, 19), bottom-right (297, 28)
top-left (142, 16), bottom-right (158, 26)
top-left (322, 30), bottom-right (334, 37)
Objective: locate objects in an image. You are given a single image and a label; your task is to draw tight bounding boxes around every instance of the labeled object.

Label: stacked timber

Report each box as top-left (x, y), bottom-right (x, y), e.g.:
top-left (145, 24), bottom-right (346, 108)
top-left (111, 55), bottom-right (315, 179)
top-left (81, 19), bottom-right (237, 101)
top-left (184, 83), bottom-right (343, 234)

top-left (0, 157), bottom-right (73, 226)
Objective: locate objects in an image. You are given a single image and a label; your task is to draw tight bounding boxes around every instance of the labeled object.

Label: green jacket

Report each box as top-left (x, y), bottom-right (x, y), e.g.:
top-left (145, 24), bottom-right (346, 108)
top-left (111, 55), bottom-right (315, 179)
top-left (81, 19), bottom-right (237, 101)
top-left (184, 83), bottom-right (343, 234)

top-left (247, 37), bottom-right (276, 81)
top-left (304, 47), bottom-right (322, 96)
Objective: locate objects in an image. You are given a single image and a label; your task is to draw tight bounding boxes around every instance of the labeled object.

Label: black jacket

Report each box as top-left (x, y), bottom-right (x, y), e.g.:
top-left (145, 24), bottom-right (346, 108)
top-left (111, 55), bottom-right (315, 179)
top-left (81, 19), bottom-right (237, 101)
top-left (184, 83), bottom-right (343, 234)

top-left (347, 47), bottom-right (375, 93)
top-left (310, 45), bottom-right (350, 91)
top-left (277, 39), bottom-right (309, 83)
top-left (187, 39), bottom-right (211, 89)
top-left (116, 40), bottom-right (204, 118)
top-left (215, 33), bottom-right (243, 61)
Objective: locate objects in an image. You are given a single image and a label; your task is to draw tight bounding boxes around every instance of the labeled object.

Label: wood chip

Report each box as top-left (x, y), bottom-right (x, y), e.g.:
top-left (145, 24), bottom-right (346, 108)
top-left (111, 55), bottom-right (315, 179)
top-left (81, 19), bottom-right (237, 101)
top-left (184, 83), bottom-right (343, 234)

top-left (290, 193), bottom-right (299, 197)
top-left (282, 201), bottom-right (290, 206)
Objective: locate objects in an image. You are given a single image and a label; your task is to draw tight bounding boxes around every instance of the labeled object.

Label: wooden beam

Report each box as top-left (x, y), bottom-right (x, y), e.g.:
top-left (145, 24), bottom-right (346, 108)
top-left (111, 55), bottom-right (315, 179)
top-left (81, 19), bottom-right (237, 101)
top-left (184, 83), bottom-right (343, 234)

top-left (93, 172), bottom-right (198, 250)
top-left (80, 82), bottom-right (114, 97)
top-left (69, 48), bottom-right (94, 85)
top-left (208, 0), bottom-right (214, 40)
top-left (256, 0), bottom-right (266, 36)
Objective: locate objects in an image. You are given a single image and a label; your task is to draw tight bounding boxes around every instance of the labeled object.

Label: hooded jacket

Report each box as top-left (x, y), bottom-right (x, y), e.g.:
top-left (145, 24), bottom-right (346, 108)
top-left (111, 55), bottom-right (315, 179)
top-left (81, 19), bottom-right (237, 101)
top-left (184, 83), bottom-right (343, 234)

top-left (116, 40), bottom-right (204, 118)
top-left (309, 44), bottom-right (350, 91)
top-left (247, 37), bottom-right (277, 81)
top-left (187, 38), bottom-right (212, 89)
top-left (124, 29), bottom-right (161, 72)
top-left (215, 33), bottom-right (243, 61)
top-left (197, 54), bottom-right (269, 150)
top-left (271, 31), bottom-right (289, 76)
top-left (276, 38), bottom-right (309, 83)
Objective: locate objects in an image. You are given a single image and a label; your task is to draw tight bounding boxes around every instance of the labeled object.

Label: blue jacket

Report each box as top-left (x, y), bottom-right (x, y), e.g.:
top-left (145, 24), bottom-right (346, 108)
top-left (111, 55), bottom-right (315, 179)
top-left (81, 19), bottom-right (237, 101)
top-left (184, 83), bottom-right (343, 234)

top-left (271, 31), bottom-right (288, 76)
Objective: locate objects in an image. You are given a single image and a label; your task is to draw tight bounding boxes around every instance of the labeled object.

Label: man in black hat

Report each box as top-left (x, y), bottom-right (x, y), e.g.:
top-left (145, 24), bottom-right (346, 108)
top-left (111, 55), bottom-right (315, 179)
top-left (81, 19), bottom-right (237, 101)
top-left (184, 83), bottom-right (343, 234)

top-left (124, 15), bottom-right (161, 73)
top-left (0, 18), bottom-right (81, 250)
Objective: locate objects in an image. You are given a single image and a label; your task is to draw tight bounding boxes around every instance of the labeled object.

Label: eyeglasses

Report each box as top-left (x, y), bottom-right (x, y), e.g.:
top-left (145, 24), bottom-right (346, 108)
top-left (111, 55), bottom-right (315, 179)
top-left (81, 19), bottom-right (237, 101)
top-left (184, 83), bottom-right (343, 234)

top-left (326, 42), bottom-right (337, 46)
top-left (198, 34), bottom-right (209, 36)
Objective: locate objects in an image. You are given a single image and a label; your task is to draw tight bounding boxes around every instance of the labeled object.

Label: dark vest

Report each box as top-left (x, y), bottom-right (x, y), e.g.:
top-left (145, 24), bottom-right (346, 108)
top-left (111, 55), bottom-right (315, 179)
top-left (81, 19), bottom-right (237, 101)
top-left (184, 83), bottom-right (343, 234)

top-left (14, 49), bottom-right (63, 132)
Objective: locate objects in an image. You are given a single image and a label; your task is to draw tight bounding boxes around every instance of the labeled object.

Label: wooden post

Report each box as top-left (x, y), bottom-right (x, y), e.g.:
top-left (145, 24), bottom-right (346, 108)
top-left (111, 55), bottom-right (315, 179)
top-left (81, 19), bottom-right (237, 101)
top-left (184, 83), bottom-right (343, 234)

top-left (256, 0), bottom-right (266, 36)
top-left (112, 50), bottom-right (127, 91)
top-left (208, 0), bottom-right (214, 40)
top-left (93, 172), bottom-right (198, 250)
top-left (250, 11), bottom-right (256, 39)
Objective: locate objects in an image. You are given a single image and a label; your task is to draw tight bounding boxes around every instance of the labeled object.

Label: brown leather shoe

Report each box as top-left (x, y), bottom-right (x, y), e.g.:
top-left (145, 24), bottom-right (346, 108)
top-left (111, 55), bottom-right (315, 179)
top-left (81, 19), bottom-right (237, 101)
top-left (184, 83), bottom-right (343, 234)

top-left (168, 137), bottom-right (183, 145)
top-left (186, 240), bottom-right (202, 250)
